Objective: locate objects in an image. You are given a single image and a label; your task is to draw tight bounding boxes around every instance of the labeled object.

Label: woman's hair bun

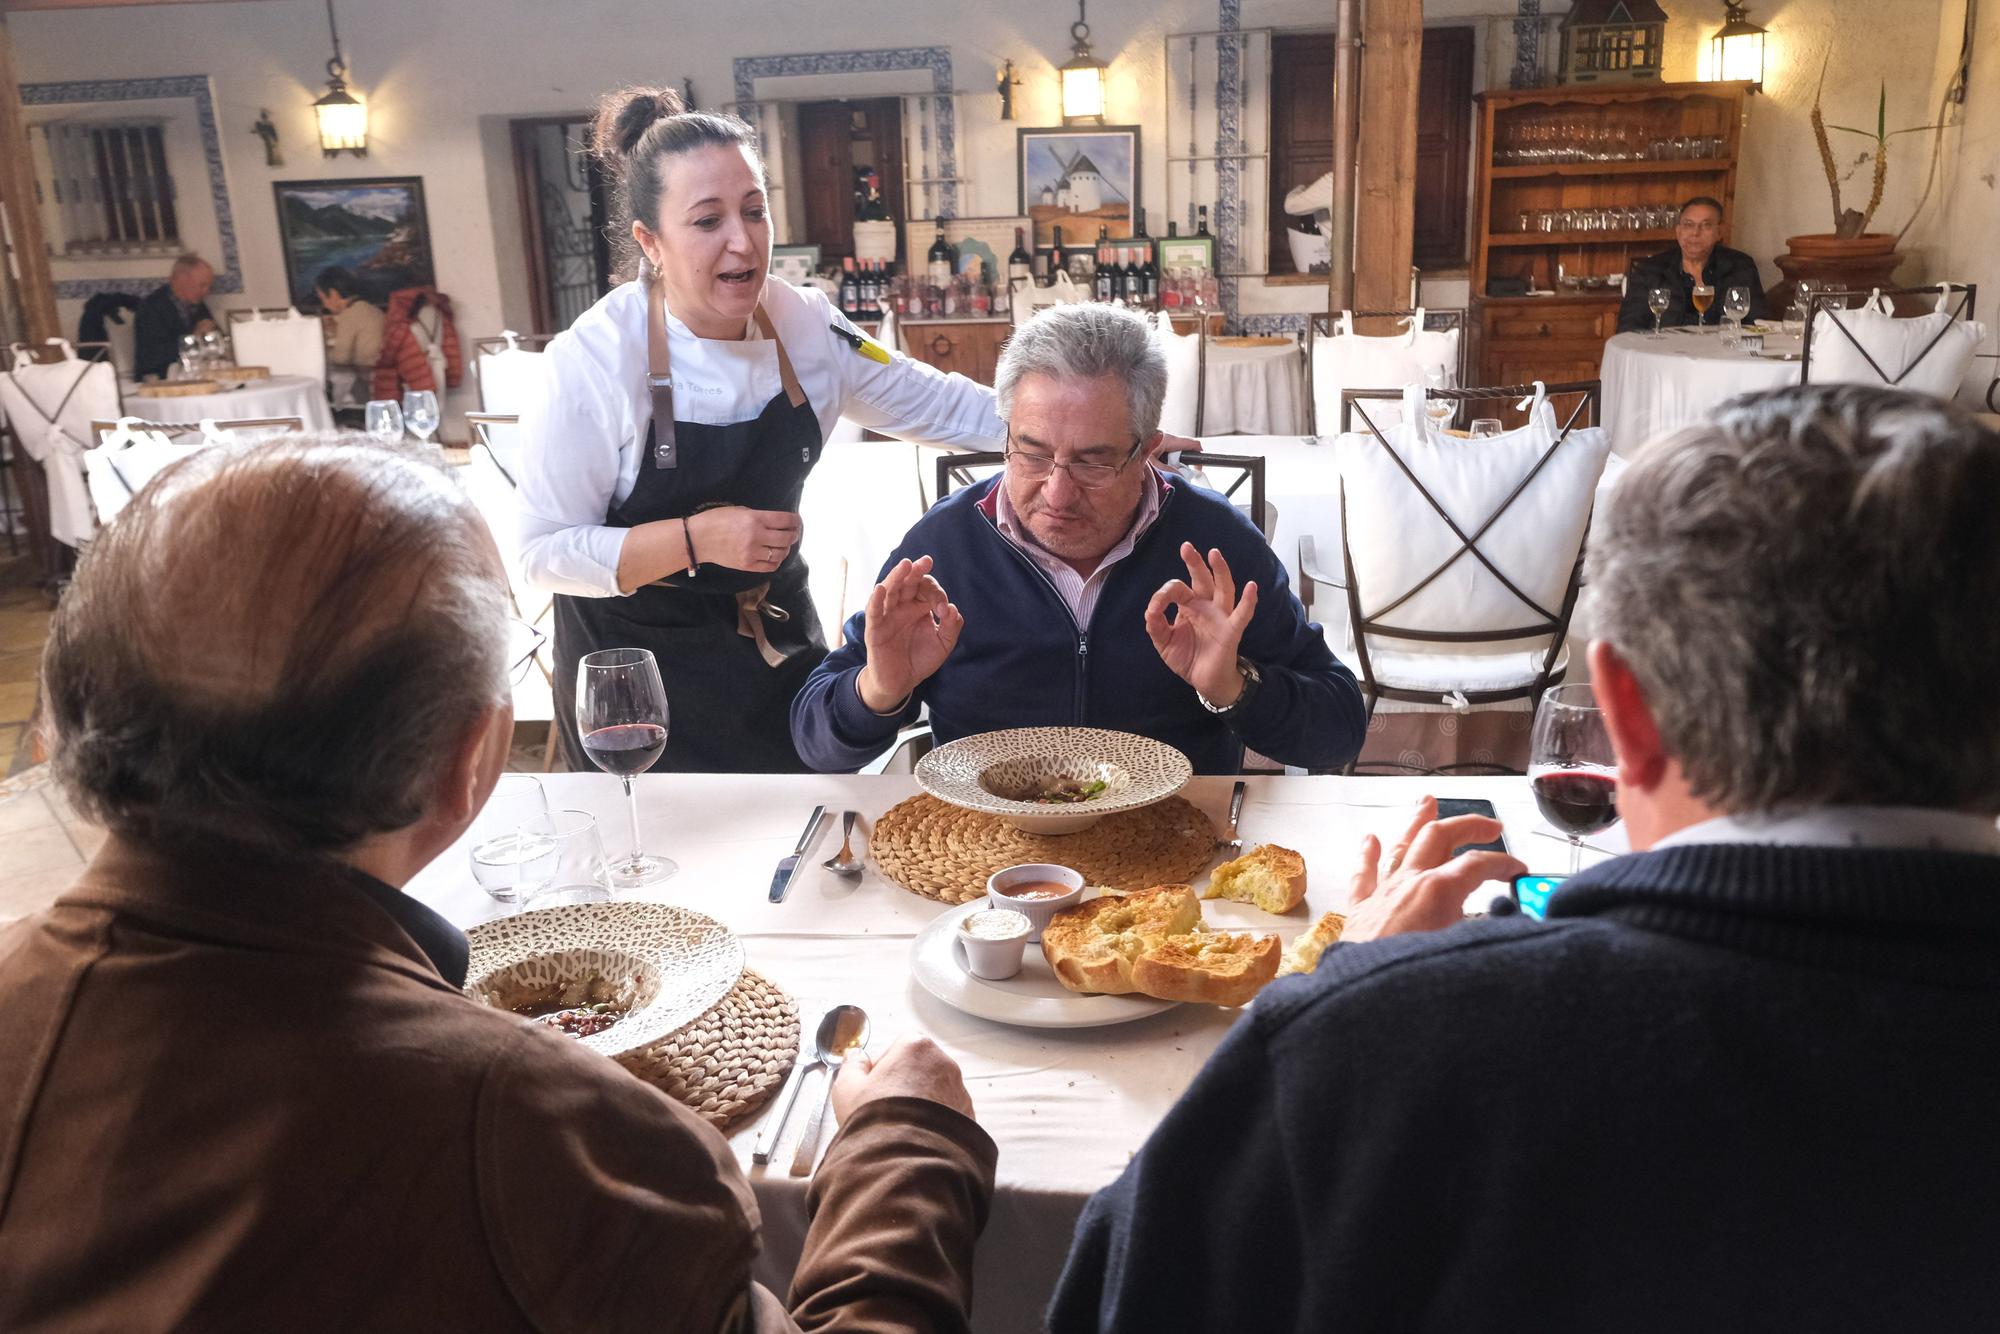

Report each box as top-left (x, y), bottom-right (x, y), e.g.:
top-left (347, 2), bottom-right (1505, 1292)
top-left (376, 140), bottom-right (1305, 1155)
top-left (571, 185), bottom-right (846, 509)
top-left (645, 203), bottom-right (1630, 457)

top-left (592, 86), bottom-right (687, 166)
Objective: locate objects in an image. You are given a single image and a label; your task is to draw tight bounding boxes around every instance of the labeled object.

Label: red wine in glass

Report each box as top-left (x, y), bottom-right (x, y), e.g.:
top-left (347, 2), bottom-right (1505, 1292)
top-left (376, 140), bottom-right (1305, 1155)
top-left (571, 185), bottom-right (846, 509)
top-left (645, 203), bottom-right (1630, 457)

top-left (583, 723), bottom-right (667, 776)
top-left (577, 647), bottom-right (675, 885)
top-left (1532, 770), bottom-right (1620, 837)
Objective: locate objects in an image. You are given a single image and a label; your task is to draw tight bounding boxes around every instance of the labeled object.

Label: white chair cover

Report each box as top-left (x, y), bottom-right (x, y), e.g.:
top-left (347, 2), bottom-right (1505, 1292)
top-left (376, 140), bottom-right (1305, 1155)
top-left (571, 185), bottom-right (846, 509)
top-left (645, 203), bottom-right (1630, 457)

top-left (1335, 383), bottom-right (1612, 699)
top-left (875, 307), bottom-right (901, 355)
top-left (1312, 311), bottom-right (1459, 435)
top-left (1012, 272), bottom-right (1084, 325)
top-left (82, 417), bottom-right (207, 526)
top-left (458, 441), bottom-right (554, 723)
top-left (0, 341), bottom-right (121, 546)
top-left (1807, 286), bottom-right (1987, 400)
top-left (474, 335), bottom-right (550, 472)
top-left (1156, 310), bottom-right (1203, 437)
top-left (229, 308), bottom-right (329, 384)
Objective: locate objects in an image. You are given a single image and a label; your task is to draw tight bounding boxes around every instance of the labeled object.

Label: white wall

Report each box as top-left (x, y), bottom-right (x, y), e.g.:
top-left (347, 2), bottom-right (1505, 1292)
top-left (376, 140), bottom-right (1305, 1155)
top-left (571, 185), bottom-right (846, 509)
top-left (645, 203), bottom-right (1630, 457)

top-left (14, 0), bottom-right (1976, 398)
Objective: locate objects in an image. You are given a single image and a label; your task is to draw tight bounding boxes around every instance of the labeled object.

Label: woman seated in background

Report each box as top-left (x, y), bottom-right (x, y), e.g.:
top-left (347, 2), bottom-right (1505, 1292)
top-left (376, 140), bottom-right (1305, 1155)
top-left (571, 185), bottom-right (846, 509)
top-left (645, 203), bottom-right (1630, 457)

top-left (314, 266), bottom-right (383, 407)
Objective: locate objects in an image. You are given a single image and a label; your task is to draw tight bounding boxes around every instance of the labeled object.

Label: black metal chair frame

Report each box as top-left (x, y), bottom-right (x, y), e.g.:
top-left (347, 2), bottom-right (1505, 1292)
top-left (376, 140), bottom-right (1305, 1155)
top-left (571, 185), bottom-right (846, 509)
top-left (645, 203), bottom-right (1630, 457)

top-left (932, 448), bottom-right (1268, 535)
top-left (465, 412), bottom-right (522, 486)
top-left (1799, 283), bottom-right (1978, 389)
top-left (1305, 308), bottom-right (1468, 436)
top-left (1329, 380), bottom-right (1601, 773)
top-left (471, 335), bottom-right (556, 414)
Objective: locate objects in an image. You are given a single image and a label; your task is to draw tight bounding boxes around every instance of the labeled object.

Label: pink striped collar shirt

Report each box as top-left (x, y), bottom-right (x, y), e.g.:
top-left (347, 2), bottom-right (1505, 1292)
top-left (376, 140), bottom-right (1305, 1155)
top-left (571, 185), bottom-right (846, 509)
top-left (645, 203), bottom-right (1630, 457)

top-left (990, 469), bottom-right (1167, 628)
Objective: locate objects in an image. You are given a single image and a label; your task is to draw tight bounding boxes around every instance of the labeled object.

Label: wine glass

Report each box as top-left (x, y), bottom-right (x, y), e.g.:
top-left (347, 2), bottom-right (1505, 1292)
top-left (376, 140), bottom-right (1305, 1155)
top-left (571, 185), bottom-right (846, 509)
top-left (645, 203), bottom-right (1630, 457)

top-left (200, 329), bottom-right (227, 371)
top-left (178, 334), bottom-right (201, 379)
top-left (1787, 279), bottom-right (1818, 337)
top-left (1647, 287), bottom-right (1672, 337)
top-left (1422, 365), bottom-right (1455, 432)
top-left (468, 774), bottom-right (555, 904)
top-left (1469, 418), bottom-right (1503, 438)
top-left (577, 647), bottom-right (675, 886)
top-left (1529, 683), bottom-right (1620, 874)
top-left (1722, 286), bottom-right (1752, 347)
top-left (1690, 283), bottom-right (1715, 329)
top-left (402, 389), bottom-right (440, 445)
top-left (364, 400), bottom-right (404, 444)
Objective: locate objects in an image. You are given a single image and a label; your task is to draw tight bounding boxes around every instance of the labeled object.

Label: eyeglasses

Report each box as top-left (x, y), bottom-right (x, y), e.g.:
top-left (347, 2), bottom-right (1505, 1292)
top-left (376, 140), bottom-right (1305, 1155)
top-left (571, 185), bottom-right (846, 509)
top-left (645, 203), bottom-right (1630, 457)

top-left (507, 618), bottom-right (546, 685)
top-left (1004, 434), bottom-right (1148, 490)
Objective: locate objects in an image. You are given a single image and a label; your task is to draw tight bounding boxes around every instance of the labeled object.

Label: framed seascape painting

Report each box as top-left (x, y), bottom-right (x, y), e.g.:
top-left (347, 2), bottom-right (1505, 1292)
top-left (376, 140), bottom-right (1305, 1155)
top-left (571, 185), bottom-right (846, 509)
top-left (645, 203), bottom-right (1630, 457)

top-left (273, 177), bottom-right (434, 312)
top-left (1018, 126), bottom-right (1139, 250)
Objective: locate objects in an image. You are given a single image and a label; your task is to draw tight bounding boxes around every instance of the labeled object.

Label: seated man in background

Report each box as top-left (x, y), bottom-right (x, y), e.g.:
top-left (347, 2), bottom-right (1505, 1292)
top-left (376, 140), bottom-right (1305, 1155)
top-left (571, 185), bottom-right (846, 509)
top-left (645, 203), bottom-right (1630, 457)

top-left (131, 251), bottom-right (216, 379)
top-left (1615, 195), bottom-right (1768, 332)
top-left (315, 265), bottom-right (385, 406)
top-left (0, 434), bottom-right (996, 1332)
top-left (1048, 384), bottom-right (2000, 1331)
top-left (791, 303), bottom-right (1366, 775)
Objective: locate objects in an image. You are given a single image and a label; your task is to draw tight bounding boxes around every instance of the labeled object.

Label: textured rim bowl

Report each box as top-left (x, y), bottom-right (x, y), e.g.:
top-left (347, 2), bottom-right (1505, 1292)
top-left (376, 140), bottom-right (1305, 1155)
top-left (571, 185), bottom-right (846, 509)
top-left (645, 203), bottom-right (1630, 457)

top-left (916, 727), bottom-right (1194, 835)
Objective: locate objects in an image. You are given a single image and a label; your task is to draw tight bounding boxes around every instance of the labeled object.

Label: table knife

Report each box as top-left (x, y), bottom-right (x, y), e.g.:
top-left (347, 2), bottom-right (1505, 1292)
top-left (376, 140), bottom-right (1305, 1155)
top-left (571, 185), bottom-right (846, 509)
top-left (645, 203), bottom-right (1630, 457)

top-left (768, 804), bottom-right (827, 903)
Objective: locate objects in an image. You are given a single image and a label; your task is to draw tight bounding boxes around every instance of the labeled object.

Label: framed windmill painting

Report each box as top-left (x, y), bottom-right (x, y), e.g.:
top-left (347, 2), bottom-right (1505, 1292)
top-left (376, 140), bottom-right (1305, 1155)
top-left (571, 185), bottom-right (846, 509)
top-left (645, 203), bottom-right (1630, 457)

top-left (1018, 126), bottom-right (1140, 251)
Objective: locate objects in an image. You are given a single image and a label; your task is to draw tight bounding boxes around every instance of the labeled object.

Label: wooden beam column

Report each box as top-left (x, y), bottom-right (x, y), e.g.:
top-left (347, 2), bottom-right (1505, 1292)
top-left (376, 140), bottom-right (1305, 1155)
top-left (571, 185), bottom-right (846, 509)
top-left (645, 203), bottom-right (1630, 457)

top-left (1353, 0), bottom-right (1422, 314)
top-left (0, 17), bottom-right (58, 342)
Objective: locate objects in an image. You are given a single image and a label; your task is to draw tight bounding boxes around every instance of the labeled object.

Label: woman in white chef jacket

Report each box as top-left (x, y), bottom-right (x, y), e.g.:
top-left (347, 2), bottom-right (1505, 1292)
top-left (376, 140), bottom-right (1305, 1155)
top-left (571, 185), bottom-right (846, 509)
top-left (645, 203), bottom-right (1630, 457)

top-left (518, 86), bottom-right (1004, 773)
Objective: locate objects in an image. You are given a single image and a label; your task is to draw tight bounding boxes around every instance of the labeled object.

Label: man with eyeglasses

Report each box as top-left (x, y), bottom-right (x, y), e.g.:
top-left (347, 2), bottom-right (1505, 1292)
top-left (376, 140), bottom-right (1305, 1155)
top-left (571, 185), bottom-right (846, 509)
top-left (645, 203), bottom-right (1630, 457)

top-left (1615, 195), bottom-right (1768, 333)
top-left (791, 303), bottom-right (1366, 774)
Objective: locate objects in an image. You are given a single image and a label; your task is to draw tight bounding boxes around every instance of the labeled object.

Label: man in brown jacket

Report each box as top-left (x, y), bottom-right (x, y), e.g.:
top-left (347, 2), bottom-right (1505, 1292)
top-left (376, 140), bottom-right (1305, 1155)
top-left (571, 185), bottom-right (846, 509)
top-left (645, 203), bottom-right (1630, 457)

top-left (0, 435), bottom-right (997, 1331)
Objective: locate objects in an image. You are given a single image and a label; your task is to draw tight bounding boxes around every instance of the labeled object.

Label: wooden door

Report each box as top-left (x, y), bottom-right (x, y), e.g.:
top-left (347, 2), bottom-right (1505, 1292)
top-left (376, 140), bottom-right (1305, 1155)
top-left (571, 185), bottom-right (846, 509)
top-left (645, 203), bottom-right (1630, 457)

top-left (1412, 27), bottom-right (1474, 268)
top-left (511, 116), bottom-right (613, 334)
top-left (797, 99), bottom-right (905, 265)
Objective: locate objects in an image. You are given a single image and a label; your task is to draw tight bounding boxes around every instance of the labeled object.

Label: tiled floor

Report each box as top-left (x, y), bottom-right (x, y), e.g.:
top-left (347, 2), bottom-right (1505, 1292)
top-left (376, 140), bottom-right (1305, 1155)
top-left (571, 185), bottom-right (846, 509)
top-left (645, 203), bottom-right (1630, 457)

top-left (0, 551), bottom-right (51, 779)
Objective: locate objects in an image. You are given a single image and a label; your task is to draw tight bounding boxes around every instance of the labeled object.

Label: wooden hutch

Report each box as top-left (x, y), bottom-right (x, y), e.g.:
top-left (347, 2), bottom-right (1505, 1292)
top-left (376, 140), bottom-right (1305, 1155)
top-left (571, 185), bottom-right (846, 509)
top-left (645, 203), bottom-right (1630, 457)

top-left (1469, 80), bottom-right (1753, 388)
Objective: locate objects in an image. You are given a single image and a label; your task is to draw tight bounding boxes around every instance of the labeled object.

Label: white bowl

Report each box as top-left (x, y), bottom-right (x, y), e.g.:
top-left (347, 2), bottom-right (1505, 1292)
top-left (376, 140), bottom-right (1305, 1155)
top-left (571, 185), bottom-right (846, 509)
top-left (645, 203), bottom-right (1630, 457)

top-left (958, 907), bottom-right (1033, 979)
top-left (915, 726), bottom-right (1193, 835)
top-left (985, 863), bottom-right (1086, 942)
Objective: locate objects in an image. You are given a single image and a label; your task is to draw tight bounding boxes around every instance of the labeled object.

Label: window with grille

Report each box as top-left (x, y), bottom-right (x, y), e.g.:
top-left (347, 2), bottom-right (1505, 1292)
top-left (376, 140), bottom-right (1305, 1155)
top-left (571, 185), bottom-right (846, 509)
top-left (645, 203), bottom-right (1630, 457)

top-left (31, 118), bottom-right (183, 255)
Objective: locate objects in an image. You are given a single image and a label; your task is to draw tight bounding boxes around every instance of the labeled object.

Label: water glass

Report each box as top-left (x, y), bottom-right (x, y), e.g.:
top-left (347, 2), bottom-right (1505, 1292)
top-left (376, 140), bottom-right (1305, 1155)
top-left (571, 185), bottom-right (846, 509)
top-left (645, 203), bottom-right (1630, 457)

top-left (365, 399), bottom-right (405, 444)
top-left (1647, 286), bottom-right (1672, 337)
top-left (402, 389), bottom-right (440, 444)
top-left (527, 809), bottom-right (612, 906)
top-left (1469, 418), bottom-right (1503, 438)
top-left (1722, 285), bottom-right (1752, 347)
top-left (178, 334), bottom-right (201, 378)
top-left (468, 774), bottom-right (554, 904)
top-left (200, 329), bottom-right (227, 370)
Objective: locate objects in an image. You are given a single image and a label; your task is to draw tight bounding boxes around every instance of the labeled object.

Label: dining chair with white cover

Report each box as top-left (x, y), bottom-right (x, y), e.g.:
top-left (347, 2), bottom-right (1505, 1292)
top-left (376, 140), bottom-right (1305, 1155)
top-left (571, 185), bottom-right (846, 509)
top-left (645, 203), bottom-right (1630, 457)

top-left (0, 340), bottom-right (123, 549)
top-left (84, 416), bottom-right (306, 526)
top-left (1155, 309), bottom-right (1208, 437)
top-left (1308, 309), bottom-right (1464, 437)
top-left (471, 334), bottom-right (554, 475)
top-left (461, 411), bottom-right (560, 766)
top-left (1313, 380), bottom-right (1612, 773)
top-left (1800, 284), bottom-right (1984, 400)
top-left (226, 307), bottom-right (331, 387)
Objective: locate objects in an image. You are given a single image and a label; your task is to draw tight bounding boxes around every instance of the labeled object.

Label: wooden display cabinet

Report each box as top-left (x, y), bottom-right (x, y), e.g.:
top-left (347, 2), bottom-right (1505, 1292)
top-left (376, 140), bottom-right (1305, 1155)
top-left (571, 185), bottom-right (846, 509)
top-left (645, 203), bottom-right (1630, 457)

top-left (1469, 80), bottom-right (1751, 391)
top-left (900, 318), bottom-right (1012, 385)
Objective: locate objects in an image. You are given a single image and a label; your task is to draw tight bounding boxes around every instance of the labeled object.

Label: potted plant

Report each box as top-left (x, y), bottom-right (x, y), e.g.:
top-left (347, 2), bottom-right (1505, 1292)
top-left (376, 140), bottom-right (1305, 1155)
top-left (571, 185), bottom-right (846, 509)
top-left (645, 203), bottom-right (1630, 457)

top-left (1774, 59), bottom-right (1949, 294)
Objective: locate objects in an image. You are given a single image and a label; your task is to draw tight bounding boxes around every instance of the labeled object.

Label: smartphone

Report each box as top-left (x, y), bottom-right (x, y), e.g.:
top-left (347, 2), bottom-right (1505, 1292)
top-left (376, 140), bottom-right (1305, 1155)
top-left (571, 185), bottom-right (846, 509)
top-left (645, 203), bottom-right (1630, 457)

top-left (1511, 873), bottom-right (1568, 920)
top-left (1434, 797), bottom-right (1508, 857)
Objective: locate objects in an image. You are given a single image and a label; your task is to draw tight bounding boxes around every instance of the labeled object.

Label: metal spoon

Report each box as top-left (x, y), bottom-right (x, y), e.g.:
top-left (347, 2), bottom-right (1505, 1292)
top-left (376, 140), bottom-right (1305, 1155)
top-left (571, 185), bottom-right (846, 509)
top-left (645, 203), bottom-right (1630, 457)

top-left (821, 810), bottom-right (862, 877)
top-left (789, 1004), bottom-right (870, 1177)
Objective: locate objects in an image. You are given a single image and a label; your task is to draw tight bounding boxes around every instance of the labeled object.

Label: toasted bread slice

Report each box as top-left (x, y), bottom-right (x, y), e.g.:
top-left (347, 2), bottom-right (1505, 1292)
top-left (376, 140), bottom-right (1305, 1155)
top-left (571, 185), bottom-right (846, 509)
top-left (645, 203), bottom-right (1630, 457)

top-left (1276, 911), bottom-right (1346, 977)
top-left (1041, 885), bottom-right (1202, 995)
top-left (1131, 931), bottom-right (1280, 1007)
top-left (1203, 844), bottom-right (1308, 914)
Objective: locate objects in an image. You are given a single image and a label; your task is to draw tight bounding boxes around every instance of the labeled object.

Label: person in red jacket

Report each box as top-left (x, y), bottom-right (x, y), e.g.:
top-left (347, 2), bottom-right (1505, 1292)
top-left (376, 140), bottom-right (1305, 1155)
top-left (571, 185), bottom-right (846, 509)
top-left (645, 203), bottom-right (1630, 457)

top-left (371, 285), bottom-right (462, 400)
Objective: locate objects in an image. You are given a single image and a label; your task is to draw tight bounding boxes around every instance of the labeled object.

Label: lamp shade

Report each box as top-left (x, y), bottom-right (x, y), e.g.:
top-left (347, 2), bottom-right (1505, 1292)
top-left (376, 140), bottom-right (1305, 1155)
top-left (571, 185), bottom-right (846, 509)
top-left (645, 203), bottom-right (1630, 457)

top-left (1710, 4), bottom-right (1767, 87)
top-left (313, 78), bottom-right (367, 157)
top-left (1061, 59), bottom-right (1106, 123)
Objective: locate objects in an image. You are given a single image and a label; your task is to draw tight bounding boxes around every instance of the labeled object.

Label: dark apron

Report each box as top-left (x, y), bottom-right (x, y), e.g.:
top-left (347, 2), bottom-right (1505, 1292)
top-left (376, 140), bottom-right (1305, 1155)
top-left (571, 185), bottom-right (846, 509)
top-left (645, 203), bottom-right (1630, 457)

top-left (554, 291), bottom-right (827, 773)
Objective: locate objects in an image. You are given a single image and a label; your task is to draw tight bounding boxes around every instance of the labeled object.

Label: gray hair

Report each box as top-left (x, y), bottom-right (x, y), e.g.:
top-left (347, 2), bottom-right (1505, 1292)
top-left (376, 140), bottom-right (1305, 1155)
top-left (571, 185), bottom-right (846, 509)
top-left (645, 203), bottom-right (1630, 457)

top-left (43, 432), bottom-right (512, 855)
top-left (994, 303), bottom-right (1168, 440)
top-left (1584, 384), bottom-right (2000, 814)
top-left (170, 252), bottom-right (210, 275)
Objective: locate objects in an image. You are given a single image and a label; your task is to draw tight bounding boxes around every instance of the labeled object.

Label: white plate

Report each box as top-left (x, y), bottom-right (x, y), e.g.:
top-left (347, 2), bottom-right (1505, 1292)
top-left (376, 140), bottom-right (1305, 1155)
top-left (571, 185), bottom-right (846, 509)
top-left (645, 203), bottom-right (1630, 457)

top-left (909, 900), bottom-right (1178, 1029)
top-left (915, 726), bottom-right (1193, 835)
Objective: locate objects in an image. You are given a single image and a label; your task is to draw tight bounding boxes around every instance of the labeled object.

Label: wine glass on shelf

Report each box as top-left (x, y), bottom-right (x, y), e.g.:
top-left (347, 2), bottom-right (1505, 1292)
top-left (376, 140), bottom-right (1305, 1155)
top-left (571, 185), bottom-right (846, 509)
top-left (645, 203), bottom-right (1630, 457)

top-left (1529, 683), bottom-right (1621, 875)
top-left (1722, 286), bottom-right (1752, 347)
top-left (1647, 287), bottom-right (1672, 337)
top-left (1690, 283), bottom-right (1715, 329)
top-left (364, 399), bottom-right (404, 444)
top-left (402, 389), bottom-right (440, 445)
top-left (577, 647), bottom-right (675, 886)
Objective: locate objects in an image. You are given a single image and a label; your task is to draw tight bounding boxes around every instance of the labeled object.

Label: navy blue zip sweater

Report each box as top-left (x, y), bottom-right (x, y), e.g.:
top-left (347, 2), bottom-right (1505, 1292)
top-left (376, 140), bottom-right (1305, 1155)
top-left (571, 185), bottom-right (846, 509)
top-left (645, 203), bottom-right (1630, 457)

top-left (1048, 842), bottom-right (2000, 1331)
top-left (789, 472), bottom-right (1366, 774)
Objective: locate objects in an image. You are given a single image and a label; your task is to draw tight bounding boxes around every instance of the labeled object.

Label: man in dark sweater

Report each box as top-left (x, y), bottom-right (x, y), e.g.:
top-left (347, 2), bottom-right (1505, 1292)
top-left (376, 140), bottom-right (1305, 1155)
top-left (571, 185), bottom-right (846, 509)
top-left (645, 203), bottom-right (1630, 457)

top-left (1048, 383), bottom-right (2000, 1330)
top-left (1615, 195), bottom-right (1768, 332)
top-left (131, 252), bottom-right (218, 379)
top-left (790, 303), bottom-right (1366, 774)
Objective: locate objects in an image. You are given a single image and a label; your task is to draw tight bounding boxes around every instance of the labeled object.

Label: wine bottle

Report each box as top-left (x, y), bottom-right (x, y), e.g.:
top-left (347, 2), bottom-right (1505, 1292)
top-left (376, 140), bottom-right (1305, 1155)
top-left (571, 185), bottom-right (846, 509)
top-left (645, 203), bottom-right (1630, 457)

top-left (1050, 226), bottom-right (1068, 286)
top-left (1095, 237), bottom-right (1116, 303)
top-left (1122, 247), bottom-right (1144, 306)
top-left (927, 224), bottom-right (953, 289)
top-left (1008, 227), bottom-right (1033, 288)
top-left (1167, 220), bottom-right (1179, 238)
top-left (1140, 240), bottom-right (1160, 309)
top-left (841, 257), bottom-right (860, 316)
top-left (1196, 206), bottom-right (1211, 238)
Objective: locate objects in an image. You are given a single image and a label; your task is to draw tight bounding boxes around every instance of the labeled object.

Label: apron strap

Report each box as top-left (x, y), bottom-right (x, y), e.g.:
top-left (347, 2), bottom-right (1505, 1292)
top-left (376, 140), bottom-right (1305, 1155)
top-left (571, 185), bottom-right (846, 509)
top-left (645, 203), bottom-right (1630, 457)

top-left (735, 583), bottom-right (795, 667)
top-left (645, 268), bottom-right (678, 468)
top-left (753, 308), bottom-right (808, 408)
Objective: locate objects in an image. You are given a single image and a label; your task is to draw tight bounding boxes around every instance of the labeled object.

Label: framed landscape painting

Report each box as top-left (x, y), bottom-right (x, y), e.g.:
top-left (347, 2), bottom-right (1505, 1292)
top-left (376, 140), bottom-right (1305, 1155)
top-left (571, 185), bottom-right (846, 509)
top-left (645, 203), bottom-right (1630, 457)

top-left (1018, 126), bottom-right (1139, 250)
top-left (273, 177), bottom-right (434, 312)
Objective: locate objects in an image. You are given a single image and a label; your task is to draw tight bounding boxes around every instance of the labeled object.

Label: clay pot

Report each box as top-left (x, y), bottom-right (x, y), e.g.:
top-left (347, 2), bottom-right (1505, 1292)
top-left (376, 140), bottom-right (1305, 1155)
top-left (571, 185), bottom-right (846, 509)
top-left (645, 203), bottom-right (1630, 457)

top-left (1773, 233), bottom-right (1903, 299)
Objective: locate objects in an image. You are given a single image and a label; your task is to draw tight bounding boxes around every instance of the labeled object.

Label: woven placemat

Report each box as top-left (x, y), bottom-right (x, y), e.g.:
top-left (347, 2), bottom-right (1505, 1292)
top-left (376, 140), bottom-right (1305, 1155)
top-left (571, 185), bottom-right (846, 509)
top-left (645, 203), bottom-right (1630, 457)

top-left (617, 967), bottom-right (799, 1131)
top-left (872, 793), bottom-right (1218, 904)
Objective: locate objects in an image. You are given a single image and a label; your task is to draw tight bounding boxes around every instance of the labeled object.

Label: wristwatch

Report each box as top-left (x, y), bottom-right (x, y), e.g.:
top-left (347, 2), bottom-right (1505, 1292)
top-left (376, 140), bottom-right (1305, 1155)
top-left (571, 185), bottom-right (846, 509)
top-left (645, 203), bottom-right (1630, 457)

top-left (1197, 656), bottom-right (1261, 717)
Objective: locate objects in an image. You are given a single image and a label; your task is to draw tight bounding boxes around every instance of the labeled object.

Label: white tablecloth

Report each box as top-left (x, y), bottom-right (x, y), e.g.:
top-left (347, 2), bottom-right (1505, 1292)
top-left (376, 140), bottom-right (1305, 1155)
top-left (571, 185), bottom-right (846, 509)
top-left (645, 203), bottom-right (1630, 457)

top-left (1201, 341), bottom-right (1305, 436)
top-left (1600, 329), bottom-right (1800, 458)
top-left (406, 772), bottom-right (1619, 1333)
top-left (121, 374), bottom-right (333, 432)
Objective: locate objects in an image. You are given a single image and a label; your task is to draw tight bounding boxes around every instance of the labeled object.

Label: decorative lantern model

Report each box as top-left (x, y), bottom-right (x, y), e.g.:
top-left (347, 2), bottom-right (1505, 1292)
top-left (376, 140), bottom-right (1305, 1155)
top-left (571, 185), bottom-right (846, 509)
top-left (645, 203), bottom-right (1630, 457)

top-left (1559, 0), bottom-right (1668, 85)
